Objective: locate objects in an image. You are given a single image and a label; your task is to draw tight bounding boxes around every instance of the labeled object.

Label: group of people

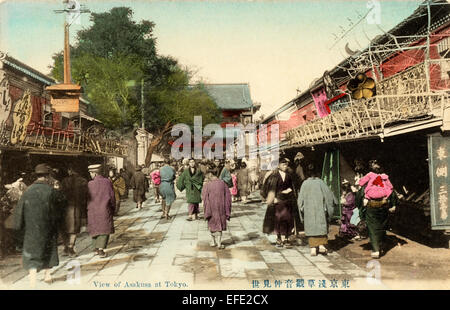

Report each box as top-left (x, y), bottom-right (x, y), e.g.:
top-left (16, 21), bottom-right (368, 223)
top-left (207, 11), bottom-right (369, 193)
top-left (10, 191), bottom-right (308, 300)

top-left (1, 152), bottom-right (398, 287)
top-left (260, 157), bottom-right (337, 255)
top-left (262, 154), bottom-right (397, 259)
top-left (150, 158), bottom-right (233, 249)
top-left (0, 162), bottom-right (153, 287)
top-left (338, 159), bottom-right (398, 259)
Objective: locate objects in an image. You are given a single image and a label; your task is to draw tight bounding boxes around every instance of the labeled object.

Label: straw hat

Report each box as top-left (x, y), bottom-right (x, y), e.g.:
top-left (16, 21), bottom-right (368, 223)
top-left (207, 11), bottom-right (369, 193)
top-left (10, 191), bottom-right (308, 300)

top-left (35, 164), bottom-right (50, 175)
top-left (88, 164), bottom-right (102, 172)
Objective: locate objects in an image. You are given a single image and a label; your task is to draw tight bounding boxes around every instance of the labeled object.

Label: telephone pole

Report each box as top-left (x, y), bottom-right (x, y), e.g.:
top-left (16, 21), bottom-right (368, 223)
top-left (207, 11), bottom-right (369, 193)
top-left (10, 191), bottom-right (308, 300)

top-left (54, 0), bottom-right (90, 84)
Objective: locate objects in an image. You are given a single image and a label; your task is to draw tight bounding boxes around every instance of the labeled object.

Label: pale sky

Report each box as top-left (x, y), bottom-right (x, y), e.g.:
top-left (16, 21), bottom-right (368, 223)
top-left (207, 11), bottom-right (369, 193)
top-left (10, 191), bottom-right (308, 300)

top-left (0, 0), bottom-right (423, 117)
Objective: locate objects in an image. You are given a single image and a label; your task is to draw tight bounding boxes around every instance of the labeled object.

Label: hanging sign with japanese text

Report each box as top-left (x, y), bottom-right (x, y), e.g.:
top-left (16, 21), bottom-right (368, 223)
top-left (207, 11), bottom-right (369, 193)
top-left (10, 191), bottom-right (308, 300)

top-left (10, 89), bottom-right (32, 145)
top-left (428, 133), bottom-right (450, 230)
top-left (311, 87), bottom-right (330, 118)
top-left (0, 71), bottom-right (12, 129)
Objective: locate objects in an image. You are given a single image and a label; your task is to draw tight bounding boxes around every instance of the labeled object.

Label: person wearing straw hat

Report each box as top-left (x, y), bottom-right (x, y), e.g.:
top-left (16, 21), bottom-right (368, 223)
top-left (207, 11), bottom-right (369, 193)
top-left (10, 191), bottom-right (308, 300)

top-left (87, 164), bottom-right (115, 258)
top-left (14, 163), bottom-right (66, 287)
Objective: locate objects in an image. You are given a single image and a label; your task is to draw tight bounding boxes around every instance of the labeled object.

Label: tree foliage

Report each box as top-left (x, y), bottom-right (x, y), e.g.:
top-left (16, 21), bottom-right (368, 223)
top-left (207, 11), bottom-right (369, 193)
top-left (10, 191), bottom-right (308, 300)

top-left (144, 68), bottom-right (220, 131)
top-left (50, 7), bottom-right (222, 164)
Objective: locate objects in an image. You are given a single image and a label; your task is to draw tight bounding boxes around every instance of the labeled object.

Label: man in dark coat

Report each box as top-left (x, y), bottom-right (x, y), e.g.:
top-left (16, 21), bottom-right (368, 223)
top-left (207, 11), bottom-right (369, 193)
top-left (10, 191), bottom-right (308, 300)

top-left (61, 167), bottom-right (88, 257)
top-left (14, 164), bottom-right (66, 287)
top-left (130, 165), bottom-right (148, 210)
top-left (262, 158), bottom-right (297, 248)
top-left (87, 164), bottom-right (115, 258)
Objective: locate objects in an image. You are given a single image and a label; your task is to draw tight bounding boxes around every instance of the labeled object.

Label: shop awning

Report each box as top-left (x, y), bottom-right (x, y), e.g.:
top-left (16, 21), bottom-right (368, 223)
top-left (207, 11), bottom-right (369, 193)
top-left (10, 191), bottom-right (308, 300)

top-left (382, 118), bottom-right (443, 138)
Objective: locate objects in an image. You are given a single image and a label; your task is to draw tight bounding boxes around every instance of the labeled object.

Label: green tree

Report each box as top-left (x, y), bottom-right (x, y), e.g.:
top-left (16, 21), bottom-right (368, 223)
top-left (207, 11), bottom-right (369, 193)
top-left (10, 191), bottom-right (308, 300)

top-left (50, 7), bottom-right (175, 129)
top-left (50, 7), bottom-right (222, 165)
top-left (143, 68), bottom-right (221, 166)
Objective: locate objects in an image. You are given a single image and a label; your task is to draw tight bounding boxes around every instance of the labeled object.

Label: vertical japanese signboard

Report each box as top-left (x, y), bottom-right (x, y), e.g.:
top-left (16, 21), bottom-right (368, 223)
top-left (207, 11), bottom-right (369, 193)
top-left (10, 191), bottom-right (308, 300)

top-left (428, 133), bottom-right (450, 230)
top-left (311, 87), bottom-right (330, 118)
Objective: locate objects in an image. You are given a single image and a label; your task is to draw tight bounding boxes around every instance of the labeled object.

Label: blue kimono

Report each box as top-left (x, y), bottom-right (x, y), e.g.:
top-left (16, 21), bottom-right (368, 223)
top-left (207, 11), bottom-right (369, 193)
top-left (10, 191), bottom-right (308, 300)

top-left (159, 165), bottom-right (176, 205)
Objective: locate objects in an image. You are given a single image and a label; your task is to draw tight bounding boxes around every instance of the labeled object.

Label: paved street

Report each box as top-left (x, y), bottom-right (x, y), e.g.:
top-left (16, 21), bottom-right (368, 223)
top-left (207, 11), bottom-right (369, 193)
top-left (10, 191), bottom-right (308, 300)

top-left (0, 190), bottom-right (381, 290)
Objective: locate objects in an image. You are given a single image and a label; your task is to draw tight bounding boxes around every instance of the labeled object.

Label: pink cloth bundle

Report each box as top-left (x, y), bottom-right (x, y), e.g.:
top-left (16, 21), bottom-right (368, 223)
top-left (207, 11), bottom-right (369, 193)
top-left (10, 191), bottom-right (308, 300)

top-left (359, 172), bottom-right (393, 200)
top-left (150, 170), bottom-right (161, 185)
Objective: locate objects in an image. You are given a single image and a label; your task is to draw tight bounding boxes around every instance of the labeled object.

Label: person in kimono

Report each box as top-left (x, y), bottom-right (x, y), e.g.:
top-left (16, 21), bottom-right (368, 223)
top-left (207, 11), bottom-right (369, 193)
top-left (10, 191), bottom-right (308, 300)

top-left (199, 159), bottom-right (209, 176)
top-left (219, 160), bottom-right (233, 188)
top-left (357, 160), bottom-right (397, 259)
top-left (87, 164), bottom-right (115, 258)
top-left (1, 175), bottom-right (28, 256)
top-left (293, 152), bottom-right (306, 193)
top-left (176, 159), bottom-right (204, 221)
top-left (159, 159), bottom-right (176, 219)
top-left (130, 165), bottom-right (148, 210)
top-left (14, 164), bottom-right (66, 286)
top-left (230, 169), bottom-right (238, 202)
top-left (108, 168), bottom-right (126, 216)
top-left (237, 162), bottom-right (250, 202)
top-left (119, 168), bottom-right (130, 199)
top-left (150, 165), bottom-right (162, 204)
top-left (212, 159), bottom-right (223, 178)
top-left (338, 179), bottom-right (357, 239)
top-left (61, 167), bottom-right (88, 257)
top-left (297, 164), bottom-right (337, 256)
top-left (262, 158), bottom-right (297, 248)
top-left (202, 165), bottom-right (232, 249)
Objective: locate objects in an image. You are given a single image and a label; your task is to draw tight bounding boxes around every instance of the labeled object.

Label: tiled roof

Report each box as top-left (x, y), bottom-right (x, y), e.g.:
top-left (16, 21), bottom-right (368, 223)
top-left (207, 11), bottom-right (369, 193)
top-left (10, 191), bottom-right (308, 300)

top-left (1, 52), bottom-right (55, 85)
top-left (203, 83), bottom-right (253, 110)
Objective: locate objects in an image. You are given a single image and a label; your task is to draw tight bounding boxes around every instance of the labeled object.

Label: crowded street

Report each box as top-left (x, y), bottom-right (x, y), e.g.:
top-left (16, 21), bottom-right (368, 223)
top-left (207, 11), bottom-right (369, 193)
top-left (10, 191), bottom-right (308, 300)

top-left (2, 186), bottom-right (449, 290)
top-left (1, 189), bottom-right (374, 290)
top-left (1, 0), bottom-right (450, 294)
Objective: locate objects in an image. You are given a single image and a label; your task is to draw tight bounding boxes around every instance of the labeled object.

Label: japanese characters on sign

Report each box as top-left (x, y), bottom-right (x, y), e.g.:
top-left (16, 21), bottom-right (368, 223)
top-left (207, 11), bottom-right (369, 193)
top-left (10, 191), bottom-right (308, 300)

top-left (251, 278), bottom-right (351, 289)
top-left (0, 71), bottom-right (12, 130)
top-left (428, 133), bottom-right (450, 229)
top-left (10, 89), bottom-right (32, 145)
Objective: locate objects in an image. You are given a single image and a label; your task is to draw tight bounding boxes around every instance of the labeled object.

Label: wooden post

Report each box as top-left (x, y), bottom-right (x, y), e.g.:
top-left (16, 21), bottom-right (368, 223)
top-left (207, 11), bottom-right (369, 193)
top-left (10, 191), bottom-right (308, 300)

top-left (63, 22), bottom-right (71, 84)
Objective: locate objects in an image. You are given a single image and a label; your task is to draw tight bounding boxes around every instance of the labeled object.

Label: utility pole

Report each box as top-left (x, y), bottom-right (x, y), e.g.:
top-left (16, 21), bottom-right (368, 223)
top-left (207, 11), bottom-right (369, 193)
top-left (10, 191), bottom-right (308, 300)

top-left (425, 0), bottom-right (431, 93)
top-left (48, 1), bottom-right (89, 113)
top-left (54, 0), bottom-right (90, 84)
top-left (63, 21), bottom-right (71, 84)
top-left (141, 78), bottom-right (145, 129)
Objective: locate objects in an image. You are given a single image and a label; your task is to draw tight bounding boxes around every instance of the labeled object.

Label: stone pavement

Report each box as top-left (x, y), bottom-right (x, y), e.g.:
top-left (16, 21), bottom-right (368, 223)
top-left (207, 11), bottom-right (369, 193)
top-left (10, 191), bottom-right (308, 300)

top-left (0, 190), bottom-right (384, 290)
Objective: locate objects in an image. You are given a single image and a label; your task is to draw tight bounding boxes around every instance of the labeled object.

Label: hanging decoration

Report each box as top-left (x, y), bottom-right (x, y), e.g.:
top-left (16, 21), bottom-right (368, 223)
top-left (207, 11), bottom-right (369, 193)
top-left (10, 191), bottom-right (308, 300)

top-left (347, 73), bottom-right (376, 100)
